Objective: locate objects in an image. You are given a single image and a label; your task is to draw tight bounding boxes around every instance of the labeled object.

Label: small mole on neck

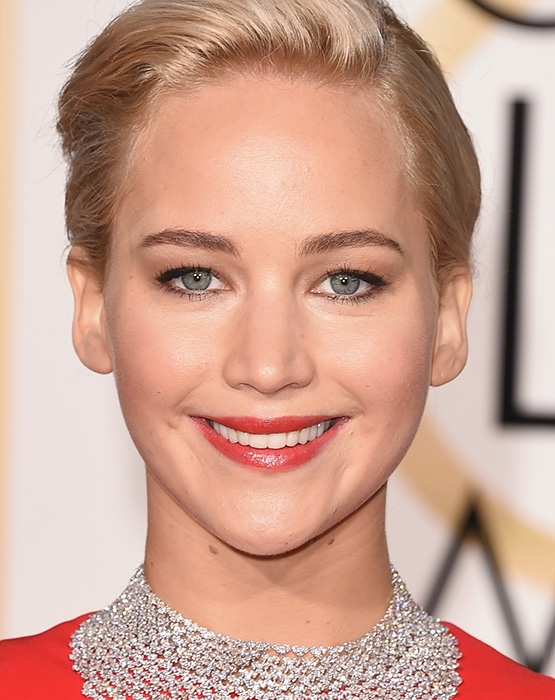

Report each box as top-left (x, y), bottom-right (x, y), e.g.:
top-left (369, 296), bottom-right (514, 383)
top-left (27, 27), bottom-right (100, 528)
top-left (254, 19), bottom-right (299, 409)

top-left (209, 545), bottom-right (219, 555)
top-left (327, 538), bottom-right (335, 545)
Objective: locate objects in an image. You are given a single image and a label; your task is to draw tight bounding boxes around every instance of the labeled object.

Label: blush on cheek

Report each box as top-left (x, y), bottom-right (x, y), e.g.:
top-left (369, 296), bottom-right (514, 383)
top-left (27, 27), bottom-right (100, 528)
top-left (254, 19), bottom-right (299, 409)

top-left (333, 326), bottom-right (433, 395)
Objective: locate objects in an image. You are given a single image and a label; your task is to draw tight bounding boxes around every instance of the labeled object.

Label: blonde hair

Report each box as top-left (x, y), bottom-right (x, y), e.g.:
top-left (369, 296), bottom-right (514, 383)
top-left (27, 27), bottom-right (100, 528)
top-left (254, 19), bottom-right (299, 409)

top-left (57, 0), bottom-right (481, 284)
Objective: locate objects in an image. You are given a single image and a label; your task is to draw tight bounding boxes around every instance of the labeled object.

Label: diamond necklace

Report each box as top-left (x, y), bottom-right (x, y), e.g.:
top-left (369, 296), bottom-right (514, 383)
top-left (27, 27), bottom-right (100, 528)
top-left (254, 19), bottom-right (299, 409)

top-left (70, 566), bottom-right (461, 700)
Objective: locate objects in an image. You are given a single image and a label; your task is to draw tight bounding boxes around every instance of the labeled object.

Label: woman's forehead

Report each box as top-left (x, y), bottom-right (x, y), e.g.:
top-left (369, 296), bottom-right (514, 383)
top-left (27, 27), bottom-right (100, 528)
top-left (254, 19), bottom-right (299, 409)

top-left (140, 76), bottom-right (400, 158)
top-left (122, 77), bottom-right (414, 235)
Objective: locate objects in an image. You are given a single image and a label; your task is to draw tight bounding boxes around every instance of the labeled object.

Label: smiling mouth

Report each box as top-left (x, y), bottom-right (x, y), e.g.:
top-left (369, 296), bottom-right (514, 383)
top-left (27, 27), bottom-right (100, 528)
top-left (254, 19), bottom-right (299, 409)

top-left (207, 419), bottom-right (336, 449)
top-left (193, 415), bottom-right (345, 471)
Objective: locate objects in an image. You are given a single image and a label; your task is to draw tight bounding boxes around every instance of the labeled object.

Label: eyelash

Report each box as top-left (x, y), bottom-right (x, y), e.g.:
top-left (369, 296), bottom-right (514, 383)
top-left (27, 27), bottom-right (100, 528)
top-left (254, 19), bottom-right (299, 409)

top-left (155, 265), bottom-right (220, 300)
top-left (316, 266), bottom-right (388, 305)
top-left (155, 265), bottom-right (388, 303)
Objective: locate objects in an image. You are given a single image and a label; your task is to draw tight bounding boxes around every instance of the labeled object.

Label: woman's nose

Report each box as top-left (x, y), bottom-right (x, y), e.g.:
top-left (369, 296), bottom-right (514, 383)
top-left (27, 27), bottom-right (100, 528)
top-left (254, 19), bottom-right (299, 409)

top-left (222, 293), bottom-right (316, 395)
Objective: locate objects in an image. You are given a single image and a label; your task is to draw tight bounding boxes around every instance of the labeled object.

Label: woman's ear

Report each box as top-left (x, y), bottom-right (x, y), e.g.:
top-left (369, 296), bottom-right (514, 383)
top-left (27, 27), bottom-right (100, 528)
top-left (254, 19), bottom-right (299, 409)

top-left (430, 266), bottom-right (472, 387)
top-left (67, 251), bottom-right (113, 374)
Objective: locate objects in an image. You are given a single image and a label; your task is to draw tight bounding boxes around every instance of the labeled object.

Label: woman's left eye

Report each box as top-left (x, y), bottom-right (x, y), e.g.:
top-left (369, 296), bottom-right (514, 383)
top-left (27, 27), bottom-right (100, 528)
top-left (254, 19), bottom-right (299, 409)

top-left (315, 270), bottom-right (387, 301)
top-left (156, 267), bottom-right (225, 295)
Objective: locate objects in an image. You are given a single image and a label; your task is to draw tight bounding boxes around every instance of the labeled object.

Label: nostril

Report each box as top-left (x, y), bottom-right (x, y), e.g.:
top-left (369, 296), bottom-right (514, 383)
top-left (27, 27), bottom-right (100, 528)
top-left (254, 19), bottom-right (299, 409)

top-left (221, 317), bottom-right (316, 394)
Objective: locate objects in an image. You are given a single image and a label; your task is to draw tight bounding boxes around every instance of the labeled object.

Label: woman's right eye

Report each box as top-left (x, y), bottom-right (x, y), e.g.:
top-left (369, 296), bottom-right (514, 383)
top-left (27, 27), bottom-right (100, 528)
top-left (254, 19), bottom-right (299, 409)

top-left (156, 267), bottom-right (225, 295)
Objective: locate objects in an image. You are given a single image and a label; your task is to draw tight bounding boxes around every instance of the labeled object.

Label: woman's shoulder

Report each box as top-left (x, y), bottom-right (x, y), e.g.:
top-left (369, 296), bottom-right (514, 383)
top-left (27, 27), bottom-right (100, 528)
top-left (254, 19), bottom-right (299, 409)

top-left (446, 622), bottom-right (555, 698)
top-left (0, 614), bottom-right (89, 699)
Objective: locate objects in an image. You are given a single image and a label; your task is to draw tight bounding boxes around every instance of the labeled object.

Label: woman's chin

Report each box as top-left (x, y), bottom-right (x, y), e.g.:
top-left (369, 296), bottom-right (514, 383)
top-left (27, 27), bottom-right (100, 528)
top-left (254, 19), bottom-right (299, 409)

top-left (217, 526), bottom-right (320, 559)
top-left (232, 541), bottom-right (308, 559)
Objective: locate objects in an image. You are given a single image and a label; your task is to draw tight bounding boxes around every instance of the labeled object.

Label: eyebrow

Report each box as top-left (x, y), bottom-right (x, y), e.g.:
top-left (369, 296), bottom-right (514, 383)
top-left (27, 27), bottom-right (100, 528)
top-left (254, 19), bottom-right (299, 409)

top-left (140, 229), bottom-right (241, 256)
top-left (140, 227), bottom-right (403, 258)
top-left (299, 229), bottom-right (403, 257)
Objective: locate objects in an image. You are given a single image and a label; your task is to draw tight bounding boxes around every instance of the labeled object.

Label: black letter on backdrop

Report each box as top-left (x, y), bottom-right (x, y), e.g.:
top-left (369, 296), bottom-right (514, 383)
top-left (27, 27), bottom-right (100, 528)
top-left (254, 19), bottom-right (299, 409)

top-left (501, 100), bottom-right (555, 426)
top-left (425, 501), bottom-right (555, 672)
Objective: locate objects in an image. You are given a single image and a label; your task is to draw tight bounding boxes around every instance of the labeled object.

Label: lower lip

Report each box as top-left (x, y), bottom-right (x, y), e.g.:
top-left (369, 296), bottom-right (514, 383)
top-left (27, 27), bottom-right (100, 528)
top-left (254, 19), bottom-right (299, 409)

top-left (191, 417), bottom-right (346, 472)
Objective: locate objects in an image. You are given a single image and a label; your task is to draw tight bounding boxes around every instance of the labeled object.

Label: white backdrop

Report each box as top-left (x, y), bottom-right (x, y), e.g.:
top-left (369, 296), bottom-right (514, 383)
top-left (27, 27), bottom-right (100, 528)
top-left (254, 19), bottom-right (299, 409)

top-left (2, 0), bottom-right (554, 677)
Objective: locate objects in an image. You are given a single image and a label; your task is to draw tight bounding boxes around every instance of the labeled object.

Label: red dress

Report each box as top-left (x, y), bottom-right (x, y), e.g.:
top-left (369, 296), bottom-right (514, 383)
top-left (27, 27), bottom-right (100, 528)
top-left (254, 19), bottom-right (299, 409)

top-left (1, 616), bottom-right (554, 698)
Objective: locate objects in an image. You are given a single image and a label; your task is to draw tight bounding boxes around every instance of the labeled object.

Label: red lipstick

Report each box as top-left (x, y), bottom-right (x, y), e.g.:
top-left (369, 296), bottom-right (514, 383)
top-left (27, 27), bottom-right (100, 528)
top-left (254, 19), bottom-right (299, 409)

top-left (191, 415), bottom-right (346, 472)
top-left (205, 415), bottom-right (334, 434)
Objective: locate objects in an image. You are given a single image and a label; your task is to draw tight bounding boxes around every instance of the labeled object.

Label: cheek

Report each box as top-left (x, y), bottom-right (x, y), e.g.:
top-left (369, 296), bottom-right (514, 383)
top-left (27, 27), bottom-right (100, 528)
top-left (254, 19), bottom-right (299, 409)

top-left (104, 296), bottom-right (220, 419)
top-left (323, 309), bottom-right (436, 404)
top-left (323, 309), bottom-right (437, 512)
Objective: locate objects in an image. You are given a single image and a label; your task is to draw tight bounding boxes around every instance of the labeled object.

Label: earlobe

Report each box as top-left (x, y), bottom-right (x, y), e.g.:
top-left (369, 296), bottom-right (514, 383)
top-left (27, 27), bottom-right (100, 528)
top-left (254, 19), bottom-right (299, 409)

top-left (67, 253), bottom-right (113, 374)
top-left (430, 266), bottom-right (472, 387)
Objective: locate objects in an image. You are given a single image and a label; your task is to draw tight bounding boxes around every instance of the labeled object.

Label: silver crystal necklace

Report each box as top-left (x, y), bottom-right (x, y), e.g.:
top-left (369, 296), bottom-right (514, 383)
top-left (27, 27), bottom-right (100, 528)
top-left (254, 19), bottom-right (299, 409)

top-left (70, 566), bottom-right (461, 700)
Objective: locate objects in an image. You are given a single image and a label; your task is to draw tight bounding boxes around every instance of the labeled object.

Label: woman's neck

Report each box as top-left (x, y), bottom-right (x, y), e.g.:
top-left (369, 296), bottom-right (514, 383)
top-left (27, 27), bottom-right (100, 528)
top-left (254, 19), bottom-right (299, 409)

top-left (144, 477), bottom-right (392, 647)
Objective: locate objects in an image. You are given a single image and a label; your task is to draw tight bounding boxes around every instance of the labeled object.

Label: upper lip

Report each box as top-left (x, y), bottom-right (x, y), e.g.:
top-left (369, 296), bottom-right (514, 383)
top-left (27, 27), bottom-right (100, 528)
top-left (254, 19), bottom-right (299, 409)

top-left (198, 415), bottom-right (342, 434)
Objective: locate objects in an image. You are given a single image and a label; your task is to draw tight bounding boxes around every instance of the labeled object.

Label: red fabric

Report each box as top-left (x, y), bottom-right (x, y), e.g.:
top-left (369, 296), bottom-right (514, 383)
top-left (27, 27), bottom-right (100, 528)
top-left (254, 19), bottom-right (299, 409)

top-left (0, 615), bottom-right (89, 699)
top-left (445, 623), bottom-right (555, 698)
top-left (1, 616), bottom-right (554, 698)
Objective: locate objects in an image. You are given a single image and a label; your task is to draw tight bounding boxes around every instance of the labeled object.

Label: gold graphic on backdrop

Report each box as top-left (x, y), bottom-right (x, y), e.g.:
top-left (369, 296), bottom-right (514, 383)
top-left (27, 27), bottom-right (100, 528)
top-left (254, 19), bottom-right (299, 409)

top-left (399, 0), bottom-right (555, 591)
top-left (418, 0), bottom-right (540, 71)
top-left (400, 420), bottom-right (555, 588)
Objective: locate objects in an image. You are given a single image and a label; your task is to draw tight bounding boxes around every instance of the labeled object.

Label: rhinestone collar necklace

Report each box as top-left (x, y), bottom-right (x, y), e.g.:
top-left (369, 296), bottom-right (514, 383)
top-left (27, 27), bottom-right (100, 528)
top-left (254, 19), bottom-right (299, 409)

top-left (70, 566), bottom-right (461, 700)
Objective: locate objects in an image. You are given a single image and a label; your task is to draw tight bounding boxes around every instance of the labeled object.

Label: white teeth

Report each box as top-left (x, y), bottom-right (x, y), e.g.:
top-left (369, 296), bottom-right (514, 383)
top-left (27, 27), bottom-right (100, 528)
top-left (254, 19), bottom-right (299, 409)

top-left (249, 434), bottom-right (269, 449)
top-left (209, 419), bottom-right (334, 449)
top-left (267, 432), bottom-right (287, 449)
top-left (286, 431), bottom-right (299, 447)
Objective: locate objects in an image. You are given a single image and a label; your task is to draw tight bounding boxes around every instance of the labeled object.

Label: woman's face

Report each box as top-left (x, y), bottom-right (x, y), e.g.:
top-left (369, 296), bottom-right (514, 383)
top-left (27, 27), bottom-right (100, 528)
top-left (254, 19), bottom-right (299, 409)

top-left (70, 76), bottom-right (470, 556)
